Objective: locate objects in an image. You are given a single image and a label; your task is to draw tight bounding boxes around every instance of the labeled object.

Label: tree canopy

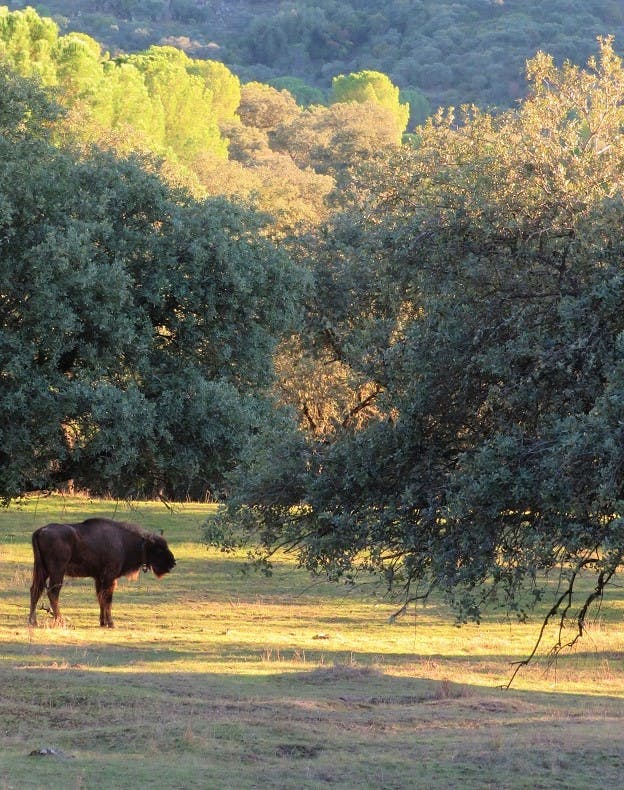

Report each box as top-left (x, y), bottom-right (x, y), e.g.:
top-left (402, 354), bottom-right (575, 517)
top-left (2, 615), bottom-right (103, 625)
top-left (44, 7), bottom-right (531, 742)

top-left (330, 70), bottom-right (409, 141)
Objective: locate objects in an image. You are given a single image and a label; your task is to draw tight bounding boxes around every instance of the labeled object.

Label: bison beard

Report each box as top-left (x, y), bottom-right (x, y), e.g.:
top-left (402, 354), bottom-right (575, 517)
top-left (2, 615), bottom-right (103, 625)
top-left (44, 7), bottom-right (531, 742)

top-left (28, 518), bottom-right (176, 627)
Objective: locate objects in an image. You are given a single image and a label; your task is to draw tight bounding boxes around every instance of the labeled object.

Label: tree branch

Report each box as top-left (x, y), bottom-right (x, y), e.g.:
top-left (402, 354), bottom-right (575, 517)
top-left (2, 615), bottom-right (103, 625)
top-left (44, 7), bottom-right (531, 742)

top-left (504, 552), bottom-right (622, 689)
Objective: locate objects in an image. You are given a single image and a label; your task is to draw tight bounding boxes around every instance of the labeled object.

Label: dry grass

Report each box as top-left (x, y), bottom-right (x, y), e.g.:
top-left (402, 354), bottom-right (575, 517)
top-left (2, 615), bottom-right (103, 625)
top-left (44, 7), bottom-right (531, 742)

top-left (1, 495), bottom-right (624, 788)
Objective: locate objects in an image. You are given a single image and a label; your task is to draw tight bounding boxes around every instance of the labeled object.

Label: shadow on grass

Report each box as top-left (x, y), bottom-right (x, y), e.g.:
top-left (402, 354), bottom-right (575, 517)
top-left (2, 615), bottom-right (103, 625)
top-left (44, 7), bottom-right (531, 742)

top-left (4, 574), bottom-right (624, 785)
top-left (9, 631), bottom-right (624, 680)
top-left (2, 657), bottom-right (624, 790)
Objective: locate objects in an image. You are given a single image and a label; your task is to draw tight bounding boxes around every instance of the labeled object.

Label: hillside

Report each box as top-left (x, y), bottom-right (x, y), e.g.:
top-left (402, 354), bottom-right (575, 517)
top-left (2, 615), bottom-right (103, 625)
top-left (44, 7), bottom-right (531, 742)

top-left (5, 0), bottom-right (624, 112)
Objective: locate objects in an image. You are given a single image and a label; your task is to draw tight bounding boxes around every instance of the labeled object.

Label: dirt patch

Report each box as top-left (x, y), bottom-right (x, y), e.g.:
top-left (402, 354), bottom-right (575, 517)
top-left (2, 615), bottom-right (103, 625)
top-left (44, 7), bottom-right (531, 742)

top-left (28, 746), bottom-right (74, 759)
top-left (275, 743), bottom-right (324, 759)
top-left (462, 699), bottom-right (526, 713)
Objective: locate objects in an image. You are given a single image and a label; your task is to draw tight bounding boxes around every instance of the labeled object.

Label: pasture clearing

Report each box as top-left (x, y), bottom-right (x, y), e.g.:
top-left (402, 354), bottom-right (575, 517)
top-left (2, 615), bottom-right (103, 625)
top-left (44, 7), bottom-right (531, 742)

top-left (1, 496), bottom-right (624, 789)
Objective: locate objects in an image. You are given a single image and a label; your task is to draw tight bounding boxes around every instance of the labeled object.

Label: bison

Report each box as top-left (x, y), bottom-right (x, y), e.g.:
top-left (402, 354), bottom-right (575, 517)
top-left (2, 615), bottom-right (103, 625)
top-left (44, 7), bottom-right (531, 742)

top-left (28, 518), bottom-right (176, 627)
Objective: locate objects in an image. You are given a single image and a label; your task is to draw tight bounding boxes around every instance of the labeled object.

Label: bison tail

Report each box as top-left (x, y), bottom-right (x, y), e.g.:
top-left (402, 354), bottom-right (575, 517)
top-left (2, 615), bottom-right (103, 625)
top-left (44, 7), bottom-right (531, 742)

top-left (31, 529), bottom-right (48, 587)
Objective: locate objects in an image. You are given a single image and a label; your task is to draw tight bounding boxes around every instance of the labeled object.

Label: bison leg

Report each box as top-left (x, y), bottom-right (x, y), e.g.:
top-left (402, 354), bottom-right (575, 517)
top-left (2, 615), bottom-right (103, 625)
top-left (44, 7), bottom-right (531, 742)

top-left (29, 568), bottom-right (47, 626)
top-left (95, 578), bottom-right (117, 627)
top-left (45, 573), bottom-right (65, 626)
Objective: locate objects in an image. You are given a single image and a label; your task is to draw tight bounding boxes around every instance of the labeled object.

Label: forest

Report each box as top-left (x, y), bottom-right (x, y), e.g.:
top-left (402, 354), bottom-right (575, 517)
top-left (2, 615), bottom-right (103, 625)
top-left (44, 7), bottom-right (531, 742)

top-left (5, 0), bottom-right (624, 113)
top-left (3, 5), bottom-right (624, 639)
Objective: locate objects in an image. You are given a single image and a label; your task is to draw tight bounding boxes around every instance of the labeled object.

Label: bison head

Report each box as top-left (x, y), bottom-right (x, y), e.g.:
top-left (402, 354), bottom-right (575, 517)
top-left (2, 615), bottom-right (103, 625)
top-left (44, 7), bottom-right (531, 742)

top-left (146, 534), bottom-right (176, 578)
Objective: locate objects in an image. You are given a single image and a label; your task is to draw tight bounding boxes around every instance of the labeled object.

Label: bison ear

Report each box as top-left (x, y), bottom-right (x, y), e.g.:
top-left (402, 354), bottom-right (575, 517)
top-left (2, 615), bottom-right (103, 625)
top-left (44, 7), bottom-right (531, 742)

top-left (159, 529), bottom-right (164, 536)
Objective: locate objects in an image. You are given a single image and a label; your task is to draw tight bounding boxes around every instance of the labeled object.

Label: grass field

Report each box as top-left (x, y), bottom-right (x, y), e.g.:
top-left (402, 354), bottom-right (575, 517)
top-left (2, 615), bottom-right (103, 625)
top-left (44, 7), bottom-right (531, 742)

top-left (1, 495), bottom-right (624, 789)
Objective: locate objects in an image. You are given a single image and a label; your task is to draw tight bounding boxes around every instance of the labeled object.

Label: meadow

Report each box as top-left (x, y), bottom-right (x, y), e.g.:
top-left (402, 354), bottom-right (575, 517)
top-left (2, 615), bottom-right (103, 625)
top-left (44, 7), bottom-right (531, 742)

top-left (1, 496), bottom-right (624, 789)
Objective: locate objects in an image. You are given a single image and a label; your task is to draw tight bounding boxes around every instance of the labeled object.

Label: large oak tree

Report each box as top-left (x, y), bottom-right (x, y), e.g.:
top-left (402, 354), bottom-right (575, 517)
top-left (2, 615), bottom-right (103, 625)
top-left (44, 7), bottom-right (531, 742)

top-left (0, 66), bottom-right (306, 501)
top-left (216, 40), bottom-right (624, 662)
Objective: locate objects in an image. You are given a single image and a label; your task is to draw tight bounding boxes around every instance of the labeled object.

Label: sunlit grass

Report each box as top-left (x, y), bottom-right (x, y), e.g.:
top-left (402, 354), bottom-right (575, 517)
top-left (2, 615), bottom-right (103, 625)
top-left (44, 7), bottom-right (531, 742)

top-left (2, 495), bottom-right (624, 788)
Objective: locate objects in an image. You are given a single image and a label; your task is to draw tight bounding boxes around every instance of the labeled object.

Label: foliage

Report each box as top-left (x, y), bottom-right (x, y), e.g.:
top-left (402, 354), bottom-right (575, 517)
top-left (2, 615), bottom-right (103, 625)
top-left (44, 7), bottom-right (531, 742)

top-left (400, 87), bottom-right (432, 129)
top-left (0, 6), bottom-right (414, 231)
top-left (215, 39), bottom-right (624, 648)
top-left (7, 0), bottom-right (624, 115)
top-left (119, 45), bottom-right (227, 162)
top-left (187, 57), bottom-right (241, 123)
top-left (269, 100), bottom-right (404, 177)
top-left (268, 75), bottom-right (325, 107)
top-left (330, 70), bottom-right (409, 140)
top-left (0, 68), bottom-right (306, 501)
top-left (0, 8), bottom-right (233, 163)
top-left (236, 80), bottom-right (300, 132)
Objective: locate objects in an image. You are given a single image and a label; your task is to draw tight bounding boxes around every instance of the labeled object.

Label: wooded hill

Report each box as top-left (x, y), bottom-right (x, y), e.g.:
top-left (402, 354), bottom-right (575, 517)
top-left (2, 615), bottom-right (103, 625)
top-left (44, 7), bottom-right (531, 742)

top-left (0, 5), bottom-right (415, 234)
top-left (5, 0), bottom-right (624, 113)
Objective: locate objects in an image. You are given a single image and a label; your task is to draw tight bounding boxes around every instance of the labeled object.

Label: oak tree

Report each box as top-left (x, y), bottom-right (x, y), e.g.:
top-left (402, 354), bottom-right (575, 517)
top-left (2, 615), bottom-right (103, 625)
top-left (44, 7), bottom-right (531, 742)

top-left (215, 40), bottom-right (624, 667)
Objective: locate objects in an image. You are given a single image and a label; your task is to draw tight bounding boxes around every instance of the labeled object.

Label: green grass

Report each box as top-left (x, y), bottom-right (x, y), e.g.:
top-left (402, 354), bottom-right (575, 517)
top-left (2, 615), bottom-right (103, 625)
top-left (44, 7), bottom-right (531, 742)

top-left (2, 495), bottom-right (624, 788)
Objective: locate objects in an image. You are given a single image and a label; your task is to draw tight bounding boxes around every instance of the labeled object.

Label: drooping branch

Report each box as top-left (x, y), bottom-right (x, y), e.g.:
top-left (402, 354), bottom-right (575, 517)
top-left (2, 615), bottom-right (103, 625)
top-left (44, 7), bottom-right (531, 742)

top-left (504, 551), bottom-right (622, 689)
top-left (548, 562), bottom-right (620, 657)
top-left (387, 583), bottom-right (435, 623)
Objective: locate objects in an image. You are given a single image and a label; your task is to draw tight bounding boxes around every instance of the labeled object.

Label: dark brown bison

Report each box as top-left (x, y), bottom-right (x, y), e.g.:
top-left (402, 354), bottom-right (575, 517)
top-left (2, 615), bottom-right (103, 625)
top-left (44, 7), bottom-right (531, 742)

top-left (28, 518), bottom-right (176, 627)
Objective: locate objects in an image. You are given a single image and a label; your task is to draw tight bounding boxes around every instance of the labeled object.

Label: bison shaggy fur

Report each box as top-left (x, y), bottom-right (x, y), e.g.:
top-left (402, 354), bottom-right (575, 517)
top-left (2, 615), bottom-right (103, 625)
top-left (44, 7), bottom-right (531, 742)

top-left (29, 518), bottom-right (176, 627)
